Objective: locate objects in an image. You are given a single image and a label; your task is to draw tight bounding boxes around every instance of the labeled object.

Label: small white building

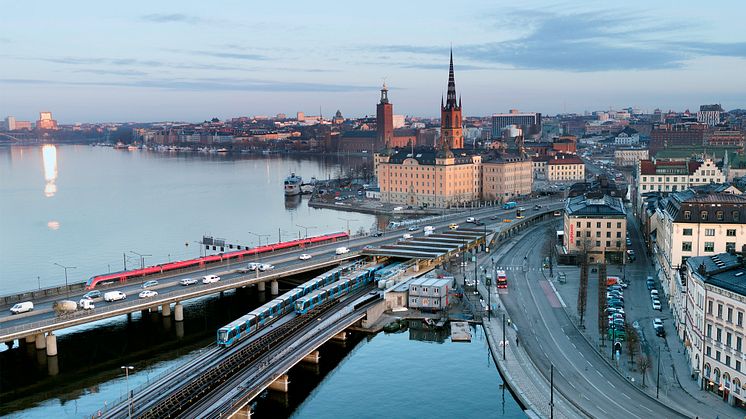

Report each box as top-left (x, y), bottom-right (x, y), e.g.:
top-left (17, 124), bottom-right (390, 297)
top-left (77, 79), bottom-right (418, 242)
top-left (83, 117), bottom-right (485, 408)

top-left (408, 275), bottom-right (453, 311)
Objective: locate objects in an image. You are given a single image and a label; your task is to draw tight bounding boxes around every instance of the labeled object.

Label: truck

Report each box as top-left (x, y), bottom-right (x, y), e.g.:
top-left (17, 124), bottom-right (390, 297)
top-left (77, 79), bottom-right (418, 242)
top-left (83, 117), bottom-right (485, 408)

top-left (79, 299), bottom-right (95, 310)
top-left (502, 201), bottom-right (517, 210)
top-left (53, 300), bottom-right (78, 315)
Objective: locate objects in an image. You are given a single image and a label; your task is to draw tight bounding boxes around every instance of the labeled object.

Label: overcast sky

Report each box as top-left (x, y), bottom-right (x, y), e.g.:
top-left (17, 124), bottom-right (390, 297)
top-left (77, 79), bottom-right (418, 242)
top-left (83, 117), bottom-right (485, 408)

top-left (2, 0), bottom-right (745, 123)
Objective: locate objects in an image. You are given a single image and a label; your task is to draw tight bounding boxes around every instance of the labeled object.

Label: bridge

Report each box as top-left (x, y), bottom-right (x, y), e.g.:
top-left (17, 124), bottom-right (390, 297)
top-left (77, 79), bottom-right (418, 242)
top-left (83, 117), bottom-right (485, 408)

top-left (0, 196), bottom-right (562, 358)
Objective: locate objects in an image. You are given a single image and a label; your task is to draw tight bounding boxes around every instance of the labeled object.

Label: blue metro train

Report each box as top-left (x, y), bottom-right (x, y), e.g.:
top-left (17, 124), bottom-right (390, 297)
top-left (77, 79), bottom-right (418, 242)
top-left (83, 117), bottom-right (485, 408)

top-left (294, 263), bottom-right (384, 315)
top-left (217, 262), bottom-right (362, 347)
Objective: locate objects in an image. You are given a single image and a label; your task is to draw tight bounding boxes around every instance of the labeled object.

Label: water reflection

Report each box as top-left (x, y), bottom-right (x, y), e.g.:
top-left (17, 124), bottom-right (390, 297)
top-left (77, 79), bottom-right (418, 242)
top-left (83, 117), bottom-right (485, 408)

top-left (42, 144), bottom-right (58, 197)
top-left (284, 195), bottom-right (301, 210)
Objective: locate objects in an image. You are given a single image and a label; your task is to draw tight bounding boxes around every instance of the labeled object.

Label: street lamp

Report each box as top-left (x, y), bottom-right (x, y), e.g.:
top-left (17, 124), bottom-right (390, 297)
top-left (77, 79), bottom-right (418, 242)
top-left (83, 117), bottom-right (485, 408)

top-left (121, 365), bottom-right (134, 419)
top-left (52, 262), bottom-right (76, 296)
top-left (247, 231), bottom-right (270, 247)
top-left (296, 224), bottom-right (316, 239)
top-left (338, 217), bottom-right (358, 236)
top-left (129, 251), bottom-right (151, 269)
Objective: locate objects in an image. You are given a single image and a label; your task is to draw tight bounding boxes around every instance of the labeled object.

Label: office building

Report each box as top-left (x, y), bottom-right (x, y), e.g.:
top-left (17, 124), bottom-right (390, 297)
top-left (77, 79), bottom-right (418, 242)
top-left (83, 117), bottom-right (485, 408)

top-left (563, 193), bottom-right (627, 263)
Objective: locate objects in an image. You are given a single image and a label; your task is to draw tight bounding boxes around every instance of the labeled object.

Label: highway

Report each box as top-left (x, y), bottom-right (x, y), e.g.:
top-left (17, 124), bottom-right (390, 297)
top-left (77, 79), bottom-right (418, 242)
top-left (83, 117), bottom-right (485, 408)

top-left (496, 222), bottom-right (686, 418)
top-left (0, 196), bottom-right (561, 343)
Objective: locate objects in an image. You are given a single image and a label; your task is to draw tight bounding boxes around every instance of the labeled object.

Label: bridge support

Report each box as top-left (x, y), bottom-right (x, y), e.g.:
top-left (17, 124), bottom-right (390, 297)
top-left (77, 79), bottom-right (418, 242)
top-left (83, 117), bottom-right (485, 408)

top-left (5, 340), bottom-right (13, 350)
top-left (25, 335), bottom-right (35, 344)
top-left (230, 405), bottom-right (252, 419)
top-left (174, 302), bottom-right (184, 322)
top-left (162, 303), bottom-right (171, 317)
top-left (268, 374), bottom-right (290, 393)
top-left (141, 309), bottom-right (149, 317)
top-left (271, 280), bottom-right (279, 295)
top-left (302, 350), bottom-right (321, 364)
top-left (332, 331), bottom-right (347, 341)
top-left (46, 332), bottom-right (58, 357)
top-left (257, 281), bottom-right (266, 292)
top-left (35, 333), bottom-right (47, 350)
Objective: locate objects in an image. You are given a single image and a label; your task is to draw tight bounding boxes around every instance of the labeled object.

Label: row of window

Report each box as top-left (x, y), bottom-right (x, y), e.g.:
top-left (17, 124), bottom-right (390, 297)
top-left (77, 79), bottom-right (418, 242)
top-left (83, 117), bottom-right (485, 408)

top-left (576, 231), bottom-right (623, 238)
top-left (683, 210), bottom-right (740, 222)
top-left (681, 241), bottom-right (732, 252)
top-left (705, 346), bottom-right (742, 373)
top-left (574, 240), bottom-right (622, 248)
top-left (576, 221), bottom-right (624, 229)
top-left (707, 301), bottom-right (745, 325)
top-left (641, 175), bottom-right (721, 182)
top-left (682, 228), bottom-right (738, 236)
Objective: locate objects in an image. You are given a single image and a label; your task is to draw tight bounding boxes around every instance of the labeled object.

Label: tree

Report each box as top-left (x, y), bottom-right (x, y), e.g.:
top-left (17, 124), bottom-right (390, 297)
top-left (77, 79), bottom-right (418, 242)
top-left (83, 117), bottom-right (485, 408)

top-left (626, 322), bottom-right (639, 364)
top-left (598, 263), bottom-right (608, 346)
top-left (638, 355), bottom-right (651, 386)
top-left (578, 258), bottom-right (588, 328)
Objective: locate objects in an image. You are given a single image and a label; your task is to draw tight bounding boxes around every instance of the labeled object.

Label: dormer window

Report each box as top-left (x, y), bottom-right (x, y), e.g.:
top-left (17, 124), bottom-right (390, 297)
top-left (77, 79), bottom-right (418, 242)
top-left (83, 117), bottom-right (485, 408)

top-left (684, 211), bottom-right (692, 220)
top-left (701, 211), bottom-right (708, 221)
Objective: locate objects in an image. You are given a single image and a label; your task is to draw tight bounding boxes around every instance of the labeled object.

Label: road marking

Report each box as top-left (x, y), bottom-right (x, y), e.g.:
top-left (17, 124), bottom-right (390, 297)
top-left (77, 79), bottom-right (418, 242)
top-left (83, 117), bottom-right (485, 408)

top-left (622, 393), bottom-right (631, 400)
top-left (596, 370), bottom-right (603, 378)
top-left (547, 279), bottom-right (567, 308)
top-left (607, 380), bottom-right (616, 389)
top-left (598, 406), bottom-right (608, 414)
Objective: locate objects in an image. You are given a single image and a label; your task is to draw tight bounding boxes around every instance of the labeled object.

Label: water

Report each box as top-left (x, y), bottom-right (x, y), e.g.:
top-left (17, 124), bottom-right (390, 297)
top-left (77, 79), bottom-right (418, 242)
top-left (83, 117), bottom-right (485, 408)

top-left (0, 145), bottom-right (381, 294)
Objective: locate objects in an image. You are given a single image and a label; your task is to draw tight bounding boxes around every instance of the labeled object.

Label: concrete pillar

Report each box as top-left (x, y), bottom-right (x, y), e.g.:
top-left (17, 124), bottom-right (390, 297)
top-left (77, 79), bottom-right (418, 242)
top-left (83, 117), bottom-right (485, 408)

top-left (230, 405), bottom-right (252, 419)
top-left (35, 333), bottom-right (47, 350)
top-left (271, 280), bottom-right (279, 296)
top-left (257, 281), bottom-right (266, 292)
top-left (332, 331), bottom-right (347, 341)
top-left (268, 374), bottom-right (290, 392)
top-left (25, 335), bottom-right (35, 344)
top-left (162, 303), bottom-right (171, 317)
top-left (5, 341), bottom-right (13, 350)
top-left (46, 332), bottom-right (58, 357)
top-left (302, 350), bottom-right (321, 364)
top-left (174, 303), bottom-right (184, 322)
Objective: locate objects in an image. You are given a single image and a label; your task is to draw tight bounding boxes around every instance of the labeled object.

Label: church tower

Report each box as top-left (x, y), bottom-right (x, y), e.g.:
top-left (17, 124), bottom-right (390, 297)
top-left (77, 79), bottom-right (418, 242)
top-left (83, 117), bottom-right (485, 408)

top-left (440, 49), bottom-right (464, 150)
top-left (376, 82), bottom-right (394, 150)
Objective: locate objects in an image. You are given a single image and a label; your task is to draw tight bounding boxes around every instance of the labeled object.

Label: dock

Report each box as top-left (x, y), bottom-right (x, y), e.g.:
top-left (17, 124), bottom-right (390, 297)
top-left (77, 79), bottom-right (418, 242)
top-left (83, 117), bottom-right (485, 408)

top-left (450, 321), bottom-right (472, 342)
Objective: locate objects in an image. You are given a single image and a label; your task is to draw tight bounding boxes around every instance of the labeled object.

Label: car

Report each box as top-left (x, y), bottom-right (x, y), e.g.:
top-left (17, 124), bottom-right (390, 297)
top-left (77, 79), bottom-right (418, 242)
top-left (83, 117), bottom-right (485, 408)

top-left (466, 217), bottom-right (476, 223)
top-left (259, 264), bottom-right (274, 271)
top-left (10, 301), bottom-right (34, 314)
top-left (179, 278), bottom-right (198, 286)
top-left (653, 318), bottom-right (663, 329)
top-left (335, 247), bottom-right (350, 255)
top-left (142, 280), bottom-right (159, 288)
top-left (553, 211), bottom-right (561, 216)
top-left (503, 219), bottom-right (512, 223)
top-left (408, 226), bottom-right (419, 231)
top-left (607, 285), bottom-right (623, 292)
top-left (607, 291), bottom-right (623, 298)
top-left (402, 233), bottom-right (413, 240)
top-left (82, 290), bottom-right (101, 300)
top-left (104, 291), bottom-right (127, 302)
top-left (534, 204), bottom-right (542, 210)
top-left (650, 289), bottom-right (659, 299)
top-left (393, 206), bottom-right (404, 211)
top-left (79, 299), bottom-right (95, 310)
top-left (299, 253), bottom-right (312, 260)
top-left (490, 215), bottom-right (500, 220)
top-left (449, 224), bottom-right (459, 230)
top-left (652, 299), bottom-right (662, 310)
top-left (363, 245), bottom-right (374, 250)
top-left (609, 318), bottom-right (625, 328)
top-left (373, 231), bottom-right (383, 237)
top-left (238, 262), bottom-right (261, 273)
top-left (646, 279), bottom-right (655, 290)
top-left (656, 326), bottom-right (666, 337)
top-left (202, 274), bottom-right (220, 284)
top-left (139, 290), bottom-right (158, 299)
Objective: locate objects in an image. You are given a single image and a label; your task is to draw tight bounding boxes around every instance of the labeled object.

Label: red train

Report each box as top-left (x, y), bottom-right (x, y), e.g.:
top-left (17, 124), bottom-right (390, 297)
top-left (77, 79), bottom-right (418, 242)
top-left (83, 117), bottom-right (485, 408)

top-left (85, 232), bottom-right (349, 289)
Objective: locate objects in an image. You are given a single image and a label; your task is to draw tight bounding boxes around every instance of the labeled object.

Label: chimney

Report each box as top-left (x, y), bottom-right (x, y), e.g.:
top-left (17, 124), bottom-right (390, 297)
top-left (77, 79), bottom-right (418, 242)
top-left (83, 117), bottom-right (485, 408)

top-left (697, 262), bottom-right (707, 276)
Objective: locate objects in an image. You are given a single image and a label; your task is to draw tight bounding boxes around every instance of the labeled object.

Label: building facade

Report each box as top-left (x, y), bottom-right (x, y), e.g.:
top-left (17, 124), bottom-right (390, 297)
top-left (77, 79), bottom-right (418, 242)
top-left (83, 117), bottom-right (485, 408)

top-left (491, 110), bottom-right (542, 140)
top-left (547, 154), bottom-right (585, 182)
top-left (637, 158), bottom-right (725, 204)
top-left (698, 104), bottom-right (724, 127)
top-left (563, 194), bottom-right (627, 263)
top-left (482, 156), bottom-right (533, 201)
top-left (615, 148), bottom-right (649, 167)
top-left (684, 253), bottom-right (746, 408)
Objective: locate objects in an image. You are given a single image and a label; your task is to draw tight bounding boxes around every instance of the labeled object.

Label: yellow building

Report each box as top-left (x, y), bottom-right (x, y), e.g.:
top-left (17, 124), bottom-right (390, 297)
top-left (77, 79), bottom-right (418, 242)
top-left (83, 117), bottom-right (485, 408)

top-left (377, 149), bottom-right (481, 208)
top-left (482, 155), bottom-right (533, 201)
top-left (548, 154), bottom-right (585, 181)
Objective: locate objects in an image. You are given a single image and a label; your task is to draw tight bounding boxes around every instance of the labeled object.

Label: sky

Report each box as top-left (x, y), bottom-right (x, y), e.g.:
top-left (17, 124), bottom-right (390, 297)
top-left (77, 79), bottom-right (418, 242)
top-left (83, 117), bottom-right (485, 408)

top-left (1, 0), bottom-right (746, 123)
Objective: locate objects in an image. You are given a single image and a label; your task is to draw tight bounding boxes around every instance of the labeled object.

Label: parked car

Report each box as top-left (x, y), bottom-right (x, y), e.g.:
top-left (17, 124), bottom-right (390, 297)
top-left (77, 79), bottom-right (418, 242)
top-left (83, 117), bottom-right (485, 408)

top-left (259, 264), bottom-right (274, 271)
top-left (652, 299), bottom-right (662, 310)
top-left (408, 225), bottom-right (419, 231)
top-left (650, 289), bottom-right (659, 299)
top-left (139, 290), bottom-right (158, 299)
top-left (10, 301), bottom-right (34, 314)
top-left (202, 274), bottom-right (221, 284)
top-left (299, 253), bottom-right (312, 260)
top-left (142, 280), bottom-right (159, 288)
top-left (82, 290), bottom-right (101, 300)
top-left (646, 279), bottom-right (655, 290)
top-left (104, 291), bottom-right (127, 302)
top-left (179, 278), bottom-right (198, 286)
top-left (653, 318), bottom-right (663, 329)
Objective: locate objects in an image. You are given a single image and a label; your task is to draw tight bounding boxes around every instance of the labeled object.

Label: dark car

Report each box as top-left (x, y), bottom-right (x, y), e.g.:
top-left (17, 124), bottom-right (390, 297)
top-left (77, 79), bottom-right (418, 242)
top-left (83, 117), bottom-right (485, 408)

top-left (83, 290), bottom-right (102, 300)
top-left (533, 204), bottom-right (542, 210)
top-left (646, 280), bottom-right (655, 290)
top-left (373, 231), bottom-right (383, 237)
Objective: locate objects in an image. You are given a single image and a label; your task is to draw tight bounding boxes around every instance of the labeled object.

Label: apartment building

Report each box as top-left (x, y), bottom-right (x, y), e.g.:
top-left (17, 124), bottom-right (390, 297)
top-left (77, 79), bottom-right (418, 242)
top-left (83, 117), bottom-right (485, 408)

top-left (563, 193), bottom-right (627, 263)
top-left (547, 154), bottom-right (585, 182)
top-left (651, 190), bottom-right (746, 337)
top-left (636, 158), bottom-right (725, 204)
top-left (482, 155), bottom-right (533, 201)
top-left (684, 253), bottom-right (746, 408)
top-left (614, 147), bottom-right (649, 168)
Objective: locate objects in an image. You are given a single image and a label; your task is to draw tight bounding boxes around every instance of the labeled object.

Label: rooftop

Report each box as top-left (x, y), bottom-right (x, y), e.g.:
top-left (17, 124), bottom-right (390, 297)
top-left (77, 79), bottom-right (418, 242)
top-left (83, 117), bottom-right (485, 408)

top-left (687, 253), bottom-right (746, 297)
top-left (566, 194), bottom-right (626, 217)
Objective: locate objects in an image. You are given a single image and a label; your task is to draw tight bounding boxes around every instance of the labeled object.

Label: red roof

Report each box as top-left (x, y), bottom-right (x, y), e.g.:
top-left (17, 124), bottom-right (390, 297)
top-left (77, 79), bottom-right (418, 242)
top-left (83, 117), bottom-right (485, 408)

top-left (639, 159), bottom-right (701, 175)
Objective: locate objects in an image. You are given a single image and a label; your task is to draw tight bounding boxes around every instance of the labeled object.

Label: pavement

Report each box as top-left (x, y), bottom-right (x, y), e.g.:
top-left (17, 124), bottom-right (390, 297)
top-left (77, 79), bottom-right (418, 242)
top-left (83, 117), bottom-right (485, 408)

top-left (547, 207), bottom-right (745, 418)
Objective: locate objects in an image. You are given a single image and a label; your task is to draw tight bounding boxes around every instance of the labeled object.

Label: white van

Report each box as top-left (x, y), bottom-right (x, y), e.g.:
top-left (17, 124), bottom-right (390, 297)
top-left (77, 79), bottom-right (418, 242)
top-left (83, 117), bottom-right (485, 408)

top-left (423, 226), bottom-right (434, 232)
top-left (402, 233), bottom-right (413, 240)
top-left (202, 274), bottom-right (221, 284)
top-left (10, 301), bottom-right (33, 314)
top-left (104, 291), bottom-right (127, 302)
top-left (79, 299), bottom-right (95, 310)
top-left (335, 247), bottom-right (350, 255)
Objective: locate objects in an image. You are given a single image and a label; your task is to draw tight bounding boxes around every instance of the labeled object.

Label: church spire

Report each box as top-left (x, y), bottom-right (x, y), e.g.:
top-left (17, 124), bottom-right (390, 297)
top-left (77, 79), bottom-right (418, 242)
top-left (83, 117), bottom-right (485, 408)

top-left (444, 47), bottom-right (457, 110)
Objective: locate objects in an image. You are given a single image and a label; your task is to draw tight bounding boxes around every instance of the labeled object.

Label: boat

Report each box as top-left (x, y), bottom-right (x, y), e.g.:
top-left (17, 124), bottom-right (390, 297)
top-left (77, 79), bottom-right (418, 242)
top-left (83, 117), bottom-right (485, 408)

top-left (127, 145), bottom-right (138, 151)
top-left (114, 142), bottom-right (128, 150)
top-left (284, 173), bottom-right (303, 196)
top-left (216, 148), bottom-right (228, 153)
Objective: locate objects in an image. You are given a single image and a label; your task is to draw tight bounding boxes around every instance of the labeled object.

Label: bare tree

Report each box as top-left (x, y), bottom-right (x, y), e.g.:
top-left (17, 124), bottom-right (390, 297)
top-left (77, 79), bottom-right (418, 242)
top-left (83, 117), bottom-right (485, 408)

top-left (626, 322), bottom-right (640, 364)
top-left (578, 258), bottom-right (588, 328)
top-left (638, 355), bottom-right (651, 386)
top-left (598, 263), bottom-right (608, 346)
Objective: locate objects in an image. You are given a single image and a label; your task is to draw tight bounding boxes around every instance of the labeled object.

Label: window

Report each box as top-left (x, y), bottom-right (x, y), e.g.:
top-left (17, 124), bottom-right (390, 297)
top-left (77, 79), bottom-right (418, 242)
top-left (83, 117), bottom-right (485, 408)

top-left (576, 222), bottom-right (581, 228)
top-left (683, 228), bottom-right (693, 236)
top-left (727, 332), bottom-right (733, 347)
top-left (575, 240), bottom-right (580, 247)
top-left (727, 229), bottom-right (736, 237)
top-left (682, 242), bottom-right (692, 251)
top-left (727, 242), bottom-right (736, 253)
top-left (596, 222), bottom-right (601, 228)
top-left (705, 229), bottom-right (715, 236)
top-left (576, 231), bottom-right (580, 237)
top-left (586, 222), bottom-right (591, 228)
top-left (596, 241), bottom-right (601, 247)
top-left (607, 222), bottom-right (611, 228)
top-left (701, 211), bottom-right (709, 221)
top-left (596, 231), bottom-right (601, 238)
top-left (707, 324), bottom-right (712, 337)
top-left (606, 231), bottom-right (611, 238)
top-left (684, 211), bottom-right (691, 220)
top-left (738, 337), bottom-right (743, 352)
top-left (616, 231), bottom-right (622, 238)
top-left (617, 222), bottom-right (622, 228)
top-left (739, 312), bottom-right (744, 326)
top-left (717, 211), bottom-right (724, 221)
top-left (728, 308), bottom-right (733, 322)
top-left (616, 241), bottom-right (621, 248)
top-left (708, 301), bottom-right (713, 314)
top-left (718, 304), bottom-right (723, 319)
top-left (716, 351), bottom-right (721, 362)
top-left (586, 231), bottom-right (591, 237)
top-left (734, 211), bottom-right (740, 221)
top-left (606, 241), bottom-right (611, 247)
top-left (717, 328), bottom-right (722, 341)
top-left (726, 355), bottom-right (731, 366)
top-left (737, 360), bottom-right (741, 372)
top-left (705, 242), bottom-right (715, 252)
top-left (706, 346), bottom-right (711, 356)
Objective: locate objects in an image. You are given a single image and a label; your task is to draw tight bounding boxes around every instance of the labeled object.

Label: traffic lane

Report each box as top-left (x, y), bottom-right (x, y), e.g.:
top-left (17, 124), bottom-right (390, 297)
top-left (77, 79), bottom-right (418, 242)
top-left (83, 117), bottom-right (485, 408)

top-left (502, 229), bottom-right (683, 418)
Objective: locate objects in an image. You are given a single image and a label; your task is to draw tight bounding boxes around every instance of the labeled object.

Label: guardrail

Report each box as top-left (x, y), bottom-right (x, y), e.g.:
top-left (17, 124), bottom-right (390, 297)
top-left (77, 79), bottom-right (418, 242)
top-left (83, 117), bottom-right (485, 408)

top-left (0, 254), bottom-right (360, 341)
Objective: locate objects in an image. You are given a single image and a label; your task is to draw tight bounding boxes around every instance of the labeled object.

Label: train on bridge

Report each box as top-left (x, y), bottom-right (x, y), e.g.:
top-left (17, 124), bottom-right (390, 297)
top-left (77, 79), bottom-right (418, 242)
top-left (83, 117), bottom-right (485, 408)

top-left (85, 232), bottom-right (348, 289)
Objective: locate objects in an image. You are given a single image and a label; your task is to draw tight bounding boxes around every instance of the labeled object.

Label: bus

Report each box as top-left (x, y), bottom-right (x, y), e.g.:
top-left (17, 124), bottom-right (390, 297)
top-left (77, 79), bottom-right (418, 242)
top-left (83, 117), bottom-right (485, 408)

top-left (502, 201), bottom-right (517, 210)
top-left (516, 207), bottom-right (525, 219)
top-left (496, 270), bottom-right (508, 288)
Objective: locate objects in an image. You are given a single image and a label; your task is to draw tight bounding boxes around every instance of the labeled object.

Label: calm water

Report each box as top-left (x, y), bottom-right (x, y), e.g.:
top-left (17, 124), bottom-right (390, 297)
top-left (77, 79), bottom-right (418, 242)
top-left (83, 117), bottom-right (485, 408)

top-left (0, 145), bottom-right (380, 294)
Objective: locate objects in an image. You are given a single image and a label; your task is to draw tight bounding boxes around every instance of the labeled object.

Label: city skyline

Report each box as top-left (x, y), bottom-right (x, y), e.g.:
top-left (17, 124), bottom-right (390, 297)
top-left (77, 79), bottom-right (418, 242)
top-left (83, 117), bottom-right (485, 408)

top-left (2, 0), bottom-right (746, 123)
